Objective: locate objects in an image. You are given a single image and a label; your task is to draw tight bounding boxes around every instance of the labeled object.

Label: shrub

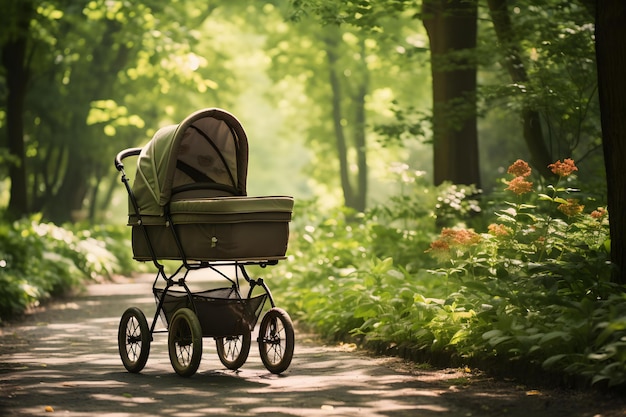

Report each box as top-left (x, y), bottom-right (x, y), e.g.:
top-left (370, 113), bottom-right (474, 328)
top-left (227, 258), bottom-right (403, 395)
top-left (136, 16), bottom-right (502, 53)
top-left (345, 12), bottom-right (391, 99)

top-left (0, 216), bottom-right (133, 321)
top-left (269, 158), bottom-right (626, 388)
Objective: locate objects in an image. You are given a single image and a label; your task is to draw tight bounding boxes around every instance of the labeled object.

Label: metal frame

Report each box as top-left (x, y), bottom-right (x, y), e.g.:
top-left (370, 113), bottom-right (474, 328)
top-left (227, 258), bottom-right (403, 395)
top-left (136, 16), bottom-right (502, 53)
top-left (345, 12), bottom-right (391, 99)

top-left (115, 149), bottom-right (278, 340)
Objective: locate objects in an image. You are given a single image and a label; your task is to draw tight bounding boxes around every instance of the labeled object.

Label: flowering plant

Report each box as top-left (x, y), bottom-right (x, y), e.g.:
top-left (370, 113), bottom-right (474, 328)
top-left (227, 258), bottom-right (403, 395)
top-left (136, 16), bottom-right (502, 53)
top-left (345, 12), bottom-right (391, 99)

top-left (268, 157), bottom-right (623, 388)
top-left (428, 158), bottom-right (609, 275)
top-left (425, 159), bottom-right (624, 387)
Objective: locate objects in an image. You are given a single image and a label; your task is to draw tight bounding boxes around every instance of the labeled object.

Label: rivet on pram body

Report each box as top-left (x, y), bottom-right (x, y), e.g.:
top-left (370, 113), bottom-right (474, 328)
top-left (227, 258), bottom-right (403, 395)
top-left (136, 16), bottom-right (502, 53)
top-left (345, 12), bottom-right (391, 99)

top-left (115, 108), bottom-right (295, 377)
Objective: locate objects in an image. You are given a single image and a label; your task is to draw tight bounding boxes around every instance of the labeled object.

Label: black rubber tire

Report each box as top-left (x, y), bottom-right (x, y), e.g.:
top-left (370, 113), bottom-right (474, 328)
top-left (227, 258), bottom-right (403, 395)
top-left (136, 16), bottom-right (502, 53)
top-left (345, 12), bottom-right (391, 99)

top-left (258, 307), bottom-right (295, 374)
top-left (168, 308), bottom-right (203, 377)
top-left (216, 330), bottom-right (252, 370)
top-left (118, 307), bottom-right (151, 373)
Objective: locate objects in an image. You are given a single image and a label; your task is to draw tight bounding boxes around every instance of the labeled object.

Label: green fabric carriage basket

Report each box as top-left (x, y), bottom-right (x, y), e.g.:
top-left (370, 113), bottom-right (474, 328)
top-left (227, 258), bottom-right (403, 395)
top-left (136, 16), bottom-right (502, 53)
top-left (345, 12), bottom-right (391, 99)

top-left (128, 108), bottom-right (293, 261)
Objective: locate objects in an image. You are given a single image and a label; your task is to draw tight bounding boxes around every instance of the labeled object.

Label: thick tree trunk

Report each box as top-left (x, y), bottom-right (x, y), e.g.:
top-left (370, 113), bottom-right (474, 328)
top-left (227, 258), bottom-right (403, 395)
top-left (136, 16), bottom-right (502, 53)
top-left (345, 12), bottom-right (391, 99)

top-left (2, 2), bottom-right (33, 219)
top-left (595, 0), bottom-right (626, 285)
top-left (423, 0), bottom-right (480, 188)
top-left (43, 120), bottom-right (91, 224)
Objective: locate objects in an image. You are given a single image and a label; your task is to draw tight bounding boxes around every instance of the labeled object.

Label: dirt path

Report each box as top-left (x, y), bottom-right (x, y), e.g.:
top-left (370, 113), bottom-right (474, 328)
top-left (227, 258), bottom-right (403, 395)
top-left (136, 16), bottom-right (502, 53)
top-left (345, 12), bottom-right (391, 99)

top-left (0, 273), bottom-right (624, 416)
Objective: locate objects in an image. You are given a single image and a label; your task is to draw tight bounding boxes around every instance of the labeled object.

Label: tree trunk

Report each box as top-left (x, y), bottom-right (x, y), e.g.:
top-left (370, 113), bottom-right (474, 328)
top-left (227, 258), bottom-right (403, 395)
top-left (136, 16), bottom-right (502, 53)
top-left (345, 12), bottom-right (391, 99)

top-left (487, 0), bottom-right (554, 179)
top-left (325, 36), bottom-right (354, 209)
top-left (595, 0), bottom-right (626, 285)
top-left (352, 38), bottom-right (369, 213)
top-left (323, 28), bottom-right (369, 213)
top-left (43, 120), bottom-right (90, 224)
top-left (2, 1), bottom-right (33, 219)
top-left (423, 0), bottom-right (480, 188)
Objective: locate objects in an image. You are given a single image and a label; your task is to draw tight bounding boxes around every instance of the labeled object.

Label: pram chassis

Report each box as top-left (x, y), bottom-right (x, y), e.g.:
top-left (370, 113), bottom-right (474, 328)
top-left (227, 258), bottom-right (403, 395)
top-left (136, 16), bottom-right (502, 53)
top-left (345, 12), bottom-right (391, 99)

top-left (115, 147), bottom-right (295, 377)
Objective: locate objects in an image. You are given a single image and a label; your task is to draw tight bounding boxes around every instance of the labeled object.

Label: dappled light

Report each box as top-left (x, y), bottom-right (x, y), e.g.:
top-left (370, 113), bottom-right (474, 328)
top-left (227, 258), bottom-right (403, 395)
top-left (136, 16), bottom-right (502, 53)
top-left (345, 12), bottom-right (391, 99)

top-left (4, 275), bottom-right (616, 417)
top-left (1, 276), bottom-right (455, 416)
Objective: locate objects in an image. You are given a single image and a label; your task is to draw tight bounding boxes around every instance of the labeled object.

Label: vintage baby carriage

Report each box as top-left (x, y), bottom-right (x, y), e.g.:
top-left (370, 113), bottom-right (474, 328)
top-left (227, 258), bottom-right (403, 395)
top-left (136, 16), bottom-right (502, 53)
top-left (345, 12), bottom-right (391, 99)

top-left (114, 108), bottom-right (295, 377)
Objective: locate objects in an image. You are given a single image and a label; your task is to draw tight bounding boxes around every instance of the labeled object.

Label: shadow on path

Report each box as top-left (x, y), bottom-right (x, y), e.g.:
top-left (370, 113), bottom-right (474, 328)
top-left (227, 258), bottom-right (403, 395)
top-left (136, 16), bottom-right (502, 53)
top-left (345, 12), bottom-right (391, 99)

top-left (0, 274), bottom-right (624, 416)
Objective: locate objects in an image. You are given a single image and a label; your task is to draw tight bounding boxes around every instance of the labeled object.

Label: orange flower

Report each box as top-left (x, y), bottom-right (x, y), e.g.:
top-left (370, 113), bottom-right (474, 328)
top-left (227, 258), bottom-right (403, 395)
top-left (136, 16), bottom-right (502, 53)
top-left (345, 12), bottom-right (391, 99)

top-left (426, 228), bottom-right (482, 258)
top-left (451, 228), bottom-right (482, 246)
top-left (507, 159), bottom-right (532, 177)
top-left (426, 238), bottom-right (451, 261)
top-left (557, 199), bottom-right (584, 217)
top-left (548, 158), bottom-right (578, 177)
top-left (506, 176), bottom-right (533, 195)
top-left (428, 239), bottom-right (450, 252)
top-left (433, 228), bottom-right (481, 247)
top-left (488, 223), bottom-right (511, 237)
top-left (590, 207), bottom-right (607, 220)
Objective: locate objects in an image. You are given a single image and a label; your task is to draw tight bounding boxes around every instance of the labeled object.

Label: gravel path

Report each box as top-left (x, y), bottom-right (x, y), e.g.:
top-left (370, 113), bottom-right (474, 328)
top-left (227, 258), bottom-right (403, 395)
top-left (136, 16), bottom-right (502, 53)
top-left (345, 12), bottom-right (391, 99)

top-left (0, 272), bottom-right (624, 416)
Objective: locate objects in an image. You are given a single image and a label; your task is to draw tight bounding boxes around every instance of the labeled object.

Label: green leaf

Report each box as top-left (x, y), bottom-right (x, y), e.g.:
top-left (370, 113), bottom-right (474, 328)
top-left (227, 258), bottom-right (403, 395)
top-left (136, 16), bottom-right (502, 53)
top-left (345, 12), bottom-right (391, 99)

top-left (542, 354), bottom-right (568, 368)
top-left (482, 329), bottom-right (503, 340)
top-left (449, 328), bottom-right (470, 345)
top-left (591, 374), bottom-right (610, 386)
top-left (539, 331), bottom-right (570, 345)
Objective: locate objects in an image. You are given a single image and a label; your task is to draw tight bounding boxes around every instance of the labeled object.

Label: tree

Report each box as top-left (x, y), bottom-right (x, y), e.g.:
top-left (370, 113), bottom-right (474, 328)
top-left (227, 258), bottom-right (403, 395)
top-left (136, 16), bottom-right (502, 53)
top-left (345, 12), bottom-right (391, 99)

top-left (41, 10), bottom-right (134, 223)
top-left (265, 16), bottom-right (375, 212)
top-left (276, 1), bottom-right (432, 211)
top-left (486, 0), bottom-right (553, 179)
top-left (321, 24), bottom-right (369, 212)
top-left (0, 0), bottom-right (226, 223)
top-left (422, 0), bottom-right (480, 188)
top-left (483, 0), bottom-right (602, 184)
top-left (288, 0), bottom-right (481, 193)
top-left (595, 0), bottom-right (626, 285)
top-left (1, 1), bottom-right (34, 219)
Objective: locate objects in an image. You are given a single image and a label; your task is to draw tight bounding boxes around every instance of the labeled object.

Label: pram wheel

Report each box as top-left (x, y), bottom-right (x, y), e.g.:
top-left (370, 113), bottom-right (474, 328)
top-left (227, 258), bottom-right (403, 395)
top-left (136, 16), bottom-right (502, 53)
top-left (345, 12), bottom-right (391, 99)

top-left (168, 308), bottom-right (203, 377)
top-left (216, 330), bottom-right (251, 370)
top-left (118, 307), bottom-right (151, 373)
top-left (258, 307), bottom-right (295, 374)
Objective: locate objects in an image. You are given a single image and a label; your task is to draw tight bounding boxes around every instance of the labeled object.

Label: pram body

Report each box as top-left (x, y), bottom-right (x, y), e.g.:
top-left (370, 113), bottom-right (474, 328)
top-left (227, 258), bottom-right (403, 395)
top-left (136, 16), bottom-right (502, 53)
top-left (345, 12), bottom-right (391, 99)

top-left (115, 108), bottom-right (295, 377)
top-left (131, 195), bottom-right (293, 261)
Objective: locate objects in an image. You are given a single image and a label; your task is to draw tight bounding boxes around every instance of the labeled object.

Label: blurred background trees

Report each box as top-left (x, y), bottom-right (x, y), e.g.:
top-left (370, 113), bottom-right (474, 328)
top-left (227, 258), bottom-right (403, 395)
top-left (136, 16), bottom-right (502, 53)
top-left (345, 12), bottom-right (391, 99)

top-left (0, 0), bottom-right (608, 237)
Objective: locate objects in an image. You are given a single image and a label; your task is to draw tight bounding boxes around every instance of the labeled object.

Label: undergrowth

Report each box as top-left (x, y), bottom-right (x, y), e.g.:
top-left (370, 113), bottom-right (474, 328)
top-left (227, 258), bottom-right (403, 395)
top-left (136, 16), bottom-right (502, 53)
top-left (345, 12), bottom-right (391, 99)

top-left (0, 216), bottom-right (134, 321)
top-left (268, 159), bottom-right (626, 389)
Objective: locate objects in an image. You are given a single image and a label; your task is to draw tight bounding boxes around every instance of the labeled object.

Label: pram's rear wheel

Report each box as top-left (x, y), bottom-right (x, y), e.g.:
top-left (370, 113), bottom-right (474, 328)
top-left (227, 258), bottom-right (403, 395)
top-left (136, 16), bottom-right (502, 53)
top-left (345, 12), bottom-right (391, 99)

top-left (118, 307), bottom-right (151, 373)
top-left (216, 330), bottom-right (251, 370)
top-left (168, 308), bottom-right (203, 377)
top-left (258, 307), bottom-right (294, 374)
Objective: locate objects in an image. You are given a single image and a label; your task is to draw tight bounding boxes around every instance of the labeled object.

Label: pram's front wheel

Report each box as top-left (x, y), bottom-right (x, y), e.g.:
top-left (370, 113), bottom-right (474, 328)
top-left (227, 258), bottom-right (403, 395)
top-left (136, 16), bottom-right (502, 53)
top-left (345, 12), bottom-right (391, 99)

top-left (258, 307), bottom-right (295, 374)
top-left (216, 330), bottom-right (251, 370)
top-left (118, 307), bottom-right (151, 373)
top-left (168, 308), bottom-right (203, 377)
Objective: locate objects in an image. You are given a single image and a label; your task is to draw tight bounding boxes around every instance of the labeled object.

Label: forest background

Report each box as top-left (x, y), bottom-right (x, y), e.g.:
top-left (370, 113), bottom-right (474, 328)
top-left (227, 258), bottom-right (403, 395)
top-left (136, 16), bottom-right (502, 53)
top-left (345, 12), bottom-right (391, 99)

top-left (2, 0), bottom-right (626, 391)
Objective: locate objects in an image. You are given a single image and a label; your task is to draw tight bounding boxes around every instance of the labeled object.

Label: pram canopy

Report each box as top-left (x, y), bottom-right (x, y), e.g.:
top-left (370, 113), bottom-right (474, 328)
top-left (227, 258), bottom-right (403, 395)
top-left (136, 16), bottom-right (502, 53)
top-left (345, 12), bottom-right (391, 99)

top-left (132, 108), bottom-right (249, 217)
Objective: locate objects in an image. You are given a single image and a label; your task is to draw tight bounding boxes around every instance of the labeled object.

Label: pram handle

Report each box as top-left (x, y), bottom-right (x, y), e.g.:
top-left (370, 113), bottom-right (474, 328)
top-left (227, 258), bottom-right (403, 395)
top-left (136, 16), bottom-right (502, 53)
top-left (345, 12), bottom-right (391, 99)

top-left (115, 147), bottom-right (142, 171)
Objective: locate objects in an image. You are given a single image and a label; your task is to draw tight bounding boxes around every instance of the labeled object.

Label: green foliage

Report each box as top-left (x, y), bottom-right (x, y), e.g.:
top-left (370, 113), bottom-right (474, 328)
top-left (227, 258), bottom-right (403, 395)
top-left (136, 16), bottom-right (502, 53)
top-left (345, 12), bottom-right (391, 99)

top-left (0, 216), bottom-right (133, 320)
top-left (479, 0), bottom-right (603, 190)
top-left (268, 168), bottom-right (468, 338)
top-left (269, 157), bottom-right (626, 388)
top-left (1, 0), bottom-right (243, 222)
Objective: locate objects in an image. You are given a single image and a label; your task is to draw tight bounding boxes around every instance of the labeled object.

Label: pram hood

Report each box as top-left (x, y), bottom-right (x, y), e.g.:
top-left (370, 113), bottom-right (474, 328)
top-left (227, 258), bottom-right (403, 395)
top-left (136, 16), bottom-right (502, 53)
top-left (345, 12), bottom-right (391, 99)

top-left (132, 108), bottom-right (249, 216)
